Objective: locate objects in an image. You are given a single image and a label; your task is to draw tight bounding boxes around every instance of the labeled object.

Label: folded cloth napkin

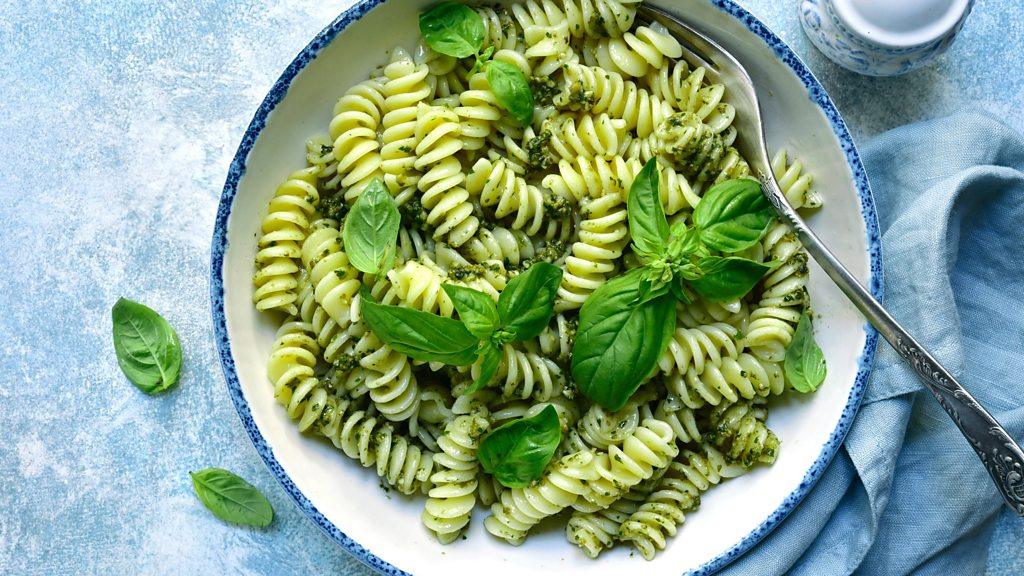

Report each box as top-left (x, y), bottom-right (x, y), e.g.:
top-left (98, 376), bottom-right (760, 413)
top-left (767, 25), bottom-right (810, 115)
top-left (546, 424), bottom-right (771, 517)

top-left (720, 111), bottom-right (1024, 576)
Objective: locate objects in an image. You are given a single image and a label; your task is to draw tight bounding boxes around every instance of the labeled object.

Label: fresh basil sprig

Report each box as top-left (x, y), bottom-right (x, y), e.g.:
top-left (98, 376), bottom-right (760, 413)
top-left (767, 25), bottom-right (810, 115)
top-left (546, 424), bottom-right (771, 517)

top-left (190, 468), bottom-right (274, 527)
top-left (486, 60), bottom-right (534, 127)
top-left (573, 161), bottom-right (780, 409)
top-left (112, 297), bottom-right (182, 394)
top-left (572, 269), bottom-right (676, 411)
top-left (360, 262), bottom-right (562, 392)
top-left (478, 404), bottom-right (561, 488)
top-left (343, 178), bottom-right (399, 274)
top-left (784, 311), bottom-right (827, 392)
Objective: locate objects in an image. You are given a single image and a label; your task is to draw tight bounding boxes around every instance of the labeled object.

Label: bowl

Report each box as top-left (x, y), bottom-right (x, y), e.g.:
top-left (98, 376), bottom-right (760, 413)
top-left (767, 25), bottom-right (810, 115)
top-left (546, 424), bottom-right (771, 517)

top-left (211, 0), bottom-right (882, 573)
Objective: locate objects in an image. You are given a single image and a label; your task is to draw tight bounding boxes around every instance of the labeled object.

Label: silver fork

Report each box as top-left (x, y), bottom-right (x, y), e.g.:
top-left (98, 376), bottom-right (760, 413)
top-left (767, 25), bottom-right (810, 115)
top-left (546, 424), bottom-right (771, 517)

top-left (639, 4), bottom-right (1024, 515)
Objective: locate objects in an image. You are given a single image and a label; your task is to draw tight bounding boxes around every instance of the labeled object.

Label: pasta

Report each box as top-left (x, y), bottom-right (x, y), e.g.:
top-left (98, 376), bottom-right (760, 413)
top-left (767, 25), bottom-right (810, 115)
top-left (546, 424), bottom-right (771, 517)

top-left (252, 0), bottom-right (828, 559)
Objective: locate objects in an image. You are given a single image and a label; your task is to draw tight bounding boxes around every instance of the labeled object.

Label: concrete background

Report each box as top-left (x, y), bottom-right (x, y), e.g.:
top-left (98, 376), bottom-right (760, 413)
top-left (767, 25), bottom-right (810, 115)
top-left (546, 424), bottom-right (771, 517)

top-left (1, 0), bottom-right (1021, 574)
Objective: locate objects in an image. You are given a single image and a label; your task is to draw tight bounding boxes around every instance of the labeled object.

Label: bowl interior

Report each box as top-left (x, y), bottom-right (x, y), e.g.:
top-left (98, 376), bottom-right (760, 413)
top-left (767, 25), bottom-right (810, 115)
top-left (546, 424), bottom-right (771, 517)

top-left (215, 1), bottom-right (879, 574)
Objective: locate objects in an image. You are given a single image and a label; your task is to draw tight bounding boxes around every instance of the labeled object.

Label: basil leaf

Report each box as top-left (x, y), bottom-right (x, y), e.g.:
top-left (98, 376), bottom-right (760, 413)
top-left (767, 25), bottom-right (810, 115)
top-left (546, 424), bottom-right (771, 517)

top-left (497, 262), bottom-right (562, 341)
top-left (693, 179), bottom-right (774, 253)
top-left (343, 178), bottom-right (400, 274)
top-left (111, 297), bottom-right (182, 394)
top-left (689, 256), bottom-right (774, 302)
top-left (478, 404), bottom-right (561, 488)
top-left (572, 269), bottom-right (676, 411)
top-left (190, 468), bottom-right (273, 527)
top-left (419, 2), bottom-right (485, 58)
top-left (486, 60), bottom-right (534, 127)
top-left (361, 298), bottom-right (479, 365)
top-left (443, 283), bottom-right (499, 340)
top-left (466, 343), bottom-right (502, 394)
top-left (628, 159), bottom-right (669, 258)
top-left (785, 311), bottom-right (827, 393)
top-left (634, 265), bottom-right (672, 306)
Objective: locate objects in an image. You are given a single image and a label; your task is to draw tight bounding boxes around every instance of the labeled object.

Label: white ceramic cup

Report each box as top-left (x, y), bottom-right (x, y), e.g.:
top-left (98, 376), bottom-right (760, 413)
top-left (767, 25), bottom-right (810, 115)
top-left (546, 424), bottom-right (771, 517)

top-left (800, 0), bottom-right (976, 76)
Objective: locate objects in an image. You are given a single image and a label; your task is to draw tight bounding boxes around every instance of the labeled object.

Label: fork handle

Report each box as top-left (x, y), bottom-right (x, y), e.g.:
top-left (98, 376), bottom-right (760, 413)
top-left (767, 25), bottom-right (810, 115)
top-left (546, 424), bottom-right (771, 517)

top-left (758, 173), bottom-right (1024, 515)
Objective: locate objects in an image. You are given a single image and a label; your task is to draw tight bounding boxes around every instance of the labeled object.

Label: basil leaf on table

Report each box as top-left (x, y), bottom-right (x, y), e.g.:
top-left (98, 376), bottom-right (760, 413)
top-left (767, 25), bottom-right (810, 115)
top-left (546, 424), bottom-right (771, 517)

top-left (342, 178), bottom-right (400, 274)
top-left (419, 2), bottom-right (485, 58)
top-left (497, 261), bottom-right (562, 341)
top-left (478, 404), bottom-right (561, 488)
top-left (190, 468), bottom-right (273, 527)
top-left (693, 178), bottom-right (774, 253)
top-left (466, 343), bottom-right (503, 394)
top-left (111, 297), bottom-right (182, 394)
top-left (361, 296), bottom-right (479, 365)
top-left (443, 283), bottom-right (499, 341)
top-left (627, 158), bottom-right (669, 258)
top-left (572, 269), bottom-right (676, 411)
top-left (486, 60), bottom-right (534, 127)
top-left (785, 311), bottom-right (827, 393)
top-left (689, 256), bottom-right (774, 302)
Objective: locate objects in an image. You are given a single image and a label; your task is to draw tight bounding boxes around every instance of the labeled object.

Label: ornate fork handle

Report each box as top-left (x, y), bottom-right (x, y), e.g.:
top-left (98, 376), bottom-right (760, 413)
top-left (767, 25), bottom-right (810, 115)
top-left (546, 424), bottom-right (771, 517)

top-left (759, 173), bottom-right (1024, 514)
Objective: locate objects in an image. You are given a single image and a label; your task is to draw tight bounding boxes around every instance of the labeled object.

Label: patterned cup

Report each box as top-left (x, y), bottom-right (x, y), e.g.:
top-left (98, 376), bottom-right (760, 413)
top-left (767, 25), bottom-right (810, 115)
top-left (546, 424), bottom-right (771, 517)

top-left (799, 0), bottom-right (976, 76)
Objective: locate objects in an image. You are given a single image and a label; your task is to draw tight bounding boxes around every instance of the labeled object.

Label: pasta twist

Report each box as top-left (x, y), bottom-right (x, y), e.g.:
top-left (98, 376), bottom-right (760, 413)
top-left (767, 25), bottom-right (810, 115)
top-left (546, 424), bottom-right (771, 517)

top-left (652, 395), bottom-right (701, 445)
top-left (562, 0), bottom-right (642, 39)
top-left (575, 419), bottom-right (678, 512)
top-left (657, 322), bottom-right (741, 377)
top-left (301, 221), bottom-right (361, 330)
top-left (536, 313), bottom-right (577, 362)
top-left (744, 223), bottom-right (809, 362)
top-left (654, 112), bottom-right (751, 189)
top-left (643, 62), bottom-right (736, 137)
top-left (543, 154), bottom-right (642, 203)
top-left (511, 1), bottom-right (576, 77)
top-left (317, 396), bottom-right (435, 495)
top-left (423, 411), bottom-right (492, 543)
top-left (328, 78), bottom-right (386, 199)
top-left (556, 192), bottom-right (629, 311)
top-left (466, 157), bottom-right (545, 235)
top-left (772, 149), bottom-right (821, 209)
top-left (566, 466), bottom-right (665, 558)
top-left (476, 5), bottom-right (524, 52)
top-left (254, 167), bottom-right (320, 315)
top-left (381, 48), bottom-right (432, 185)
top-left (456, 72), bottom-right (503, 151)
top-left (543, 113), bottom-right (627, 161)
top-left (471, 343), bottom-right (565, 401)
top-left (413, 103), bottom-right (479, 247)
top-left (557, 64), bottom-right (674, 138)
top-left (706, 399), bottom-right (780, 467)
top-left (579, 24), bottom-right (682, 78)
top-left (266, 320), bottom-right (323, 430)
top-left (351, 330), bottom-right (420, 424)
top-left (619, 444), bottom-right (743, 559)
top-left (669, 352), bottom-right (784, 408)
top-left (484, 450), bottom-right (598, 545)
top-left (460, 225), bottom-right (536, 267)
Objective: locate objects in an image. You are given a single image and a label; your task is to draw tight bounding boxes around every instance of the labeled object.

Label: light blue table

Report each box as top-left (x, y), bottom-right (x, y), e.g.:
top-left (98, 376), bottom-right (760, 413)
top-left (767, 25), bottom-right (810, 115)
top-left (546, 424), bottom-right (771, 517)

top-left (1, 1), bottom-right (1021, 574)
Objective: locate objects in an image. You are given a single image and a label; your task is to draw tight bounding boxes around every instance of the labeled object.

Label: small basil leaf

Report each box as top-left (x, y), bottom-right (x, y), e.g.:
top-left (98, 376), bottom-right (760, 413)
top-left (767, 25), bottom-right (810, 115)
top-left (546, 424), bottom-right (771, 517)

top-left (343, 178), bottom-right (400, 274)
top-left (785, 311), bottom-right (827, 393)
top-left (497, 261), bottom-right (562, 341)
top-left (572, 269), bottom-right (676, 411)
top-left (666, 221), bottom-right (705, 259)
top-left (689, 256), bottom-right (773, 302)
top-left (443, 283), bottom-right (499, 340)
top-left (419, 2), bottom-right (485, 58)
top-left (190, 468), bottom-right (273, 527)
top-left (634, 266), bottom-right (671, 306)
top-left (693, 179), bottom-right (774, 253)
top-left (628, 159), bottom-right (669, 257)
top-left (478, 404), bottom-right (561, 488)
top-left (486, 60), bottom-right (534, 127)
top-left (465, 344), bottom-right (502, 394)
top-left (361, 299), bottom-right (479, 365)
top-left (112, 297), bottom-right (182, 394)
top-left (670, 280), bottom-right (691, 304)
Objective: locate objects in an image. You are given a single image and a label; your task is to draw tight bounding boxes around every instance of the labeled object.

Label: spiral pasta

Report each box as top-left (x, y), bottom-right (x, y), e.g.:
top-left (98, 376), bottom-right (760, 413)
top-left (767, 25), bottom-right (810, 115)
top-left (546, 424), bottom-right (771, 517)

top-left (484, 450), bottom-right (597, 545)
top-left (543, 113), bottom-right (627, 161)
top-left (579, 24), bottom-right (682, 79)
top-left (466, 157), bottom-right (545, 235)
top-left (566, 467), bottom-right (664, 558)
top-left (423, 411), bottom-right (491, 543)
top-left (414, 103), bottom-right (480, 247)
top-left (643, 61), bottom-right (736, 137)
top-left (381, 48), bottom-right (432, 186)
top-left (254, 167), bottom-right (320, 316)
top-left (706, 399), bottom-right (780, 467)
top-left (619, 444), bottom-right (744, 559)
top-left (556, 192), bottom-right (629, 310)
top-left (557, 64), bottom-right (674, 138)
top-left (328, 78), bottom-right (386, 199)
top-left (669, 351), bottom-right (785, 408)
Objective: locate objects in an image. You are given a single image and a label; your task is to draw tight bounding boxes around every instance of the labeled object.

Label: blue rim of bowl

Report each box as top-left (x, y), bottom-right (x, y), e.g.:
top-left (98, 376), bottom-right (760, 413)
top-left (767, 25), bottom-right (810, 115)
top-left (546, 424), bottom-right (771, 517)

top-left (210, 0), bottom-right (882, 574)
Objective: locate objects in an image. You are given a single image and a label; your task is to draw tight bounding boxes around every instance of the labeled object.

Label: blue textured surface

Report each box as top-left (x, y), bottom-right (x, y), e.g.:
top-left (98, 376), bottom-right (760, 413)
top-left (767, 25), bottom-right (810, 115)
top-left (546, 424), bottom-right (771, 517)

top-left (0, 1), bottom-right (1021, 575)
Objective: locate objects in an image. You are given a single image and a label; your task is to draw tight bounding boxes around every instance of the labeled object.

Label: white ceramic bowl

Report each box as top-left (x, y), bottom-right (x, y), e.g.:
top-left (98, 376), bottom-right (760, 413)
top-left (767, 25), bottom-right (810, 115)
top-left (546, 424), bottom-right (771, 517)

top-left (211, 1), bottom-right (882, 574)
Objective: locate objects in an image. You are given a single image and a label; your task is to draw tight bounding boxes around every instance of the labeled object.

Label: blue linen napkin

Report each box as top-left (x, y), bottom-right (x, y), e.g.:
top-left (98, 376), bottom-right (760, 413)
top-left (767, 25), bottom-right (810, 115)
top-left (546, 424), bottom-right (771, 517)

top-left (720, 111), bottom-right (1024, 575)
